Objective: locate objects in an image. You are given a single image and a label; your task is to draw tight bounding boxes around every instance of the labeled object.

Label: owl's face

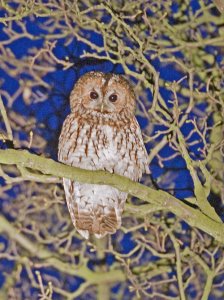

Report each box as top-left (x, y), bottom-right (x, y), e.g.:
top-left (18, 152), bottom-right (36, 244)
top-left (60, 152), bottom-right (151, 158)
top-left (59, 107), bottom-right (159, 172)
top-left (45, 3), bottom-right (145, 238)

top-left (70, 72), bottom-right (136, 115)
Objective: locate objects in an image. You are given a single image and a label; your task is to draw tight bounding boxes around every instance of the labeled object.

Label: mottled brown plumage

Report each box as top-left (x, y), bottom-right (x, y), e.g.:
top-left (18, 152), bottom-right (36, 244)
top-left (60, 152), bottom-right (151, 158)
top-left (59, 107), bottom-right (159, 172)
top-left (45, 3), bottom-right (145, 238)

top-left (58, 71), bottom-right (149, 239)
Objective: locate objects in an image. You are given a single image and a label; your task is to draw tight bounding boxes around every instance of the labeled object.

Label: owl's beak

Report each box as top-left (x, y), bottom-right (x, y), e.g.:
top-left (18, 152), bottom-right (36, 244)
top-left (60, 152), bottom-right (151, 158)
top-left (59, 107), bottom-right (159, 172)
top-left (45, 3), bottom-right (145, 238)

top-left (99, 100), bottom-right (110, 113)
top-left (100, 102), bottom-right (104, 113)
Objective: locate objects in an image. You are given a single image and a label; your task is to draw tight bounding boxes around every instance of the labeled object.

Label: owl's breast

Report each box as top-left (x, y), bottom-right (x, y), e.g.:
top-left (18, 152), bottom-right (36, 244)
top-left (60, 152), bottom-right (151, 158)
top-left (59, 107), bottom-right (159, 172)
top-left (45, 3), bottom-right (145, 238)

top-left (58, 116), bottom-right (148, 181)
top-left (77, 124), bottom-right (128, 173)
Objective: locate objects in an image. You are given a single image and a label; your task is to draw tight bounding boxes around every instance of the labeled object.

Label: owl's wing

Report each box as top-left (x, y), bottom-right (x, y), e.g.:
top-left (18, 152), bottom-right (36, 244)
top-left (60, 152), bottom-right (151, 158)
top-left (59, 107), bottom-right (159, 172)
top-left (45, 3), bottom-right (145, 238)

top-left (126, 117), bottom-right (149, 182)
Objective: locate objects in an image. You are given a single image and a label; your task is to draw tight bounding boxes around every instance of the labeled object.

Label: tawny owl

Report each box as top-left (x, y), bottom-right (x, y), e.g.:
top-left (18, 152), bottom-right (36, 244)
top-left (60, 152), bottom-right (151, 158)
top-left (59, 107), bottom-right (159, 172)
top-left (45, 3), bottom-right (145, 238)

top-left (58, 71), bottom-right (149, 239)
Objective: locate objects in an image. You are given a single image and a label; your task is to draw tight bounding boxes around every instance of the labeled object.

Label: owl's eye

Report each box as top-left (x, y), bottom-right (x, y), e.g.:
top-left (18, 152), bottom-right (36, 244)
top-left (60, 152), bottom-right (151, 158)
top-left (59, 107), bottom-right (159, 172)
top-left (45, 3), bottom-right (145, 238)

top-left (109, 94), bottom-right (118, 103)
top-left (90, 91), bottom-right (99, 100)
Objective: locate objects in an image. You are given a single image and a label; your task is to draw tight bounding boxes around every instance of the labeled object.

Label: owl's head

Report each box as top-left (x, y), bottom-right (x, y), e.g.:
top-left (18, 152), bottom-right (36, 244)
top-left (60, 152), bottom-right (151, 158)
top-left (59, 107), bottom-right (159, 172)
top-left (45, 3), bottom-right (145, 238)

top-left (70, 72), bottom-right (136, 115)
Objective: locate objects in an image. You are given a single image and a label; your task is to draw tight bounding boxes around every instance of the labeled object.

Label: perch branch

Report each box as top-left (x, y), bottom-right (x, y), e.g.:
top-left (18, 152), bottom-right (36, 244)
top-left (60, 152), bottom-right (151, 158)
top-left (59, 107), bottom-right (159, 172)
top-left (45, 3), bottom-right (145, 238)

top-left (0, 149), bottom-right (223, 243)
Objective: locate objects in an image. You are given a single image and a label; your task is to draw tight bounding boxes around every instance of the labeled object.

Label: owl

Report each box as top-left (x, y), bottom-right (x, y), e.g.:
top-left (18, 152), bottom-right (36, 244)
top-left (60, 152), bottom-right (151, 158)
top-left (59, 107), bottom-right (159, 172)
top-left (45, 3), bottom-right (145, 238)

top-left (58, 71), bottom-right (149, 239)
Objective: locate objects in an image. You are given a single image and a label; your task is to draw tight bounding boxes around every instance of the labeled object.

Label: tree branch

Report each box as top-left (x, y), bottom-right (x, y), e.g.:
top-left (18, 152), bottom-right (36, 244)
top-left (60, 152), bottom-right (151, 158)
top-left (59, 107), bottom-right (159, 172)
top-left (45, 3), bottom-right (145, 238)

top-left (0, 214), bottom-right (125, 285)
top-left (0, 149), bottom-right (223, 243)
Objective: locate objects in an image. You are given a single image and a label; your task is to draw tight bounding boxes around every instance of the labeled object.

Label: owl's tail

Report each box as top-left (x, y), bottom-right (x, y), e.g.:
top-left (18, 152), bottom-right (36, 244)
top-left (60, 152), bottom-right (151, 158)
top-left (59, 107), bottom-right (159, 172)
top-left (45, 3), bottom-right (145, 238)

top-left (63, 179), bottom-right (125, 239)
top-left (73, 202), bottom-right (122, 239)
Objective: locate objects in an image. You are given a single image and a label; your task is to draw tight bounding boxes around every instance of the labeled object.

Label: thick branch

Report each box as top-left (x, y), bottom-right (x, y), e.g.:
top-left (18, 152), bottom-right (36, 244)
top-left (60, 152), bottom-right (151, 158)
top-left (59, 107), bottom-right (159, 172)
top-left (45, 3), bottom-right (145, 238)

top-left (0, 149), bottom-right (224, 243)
